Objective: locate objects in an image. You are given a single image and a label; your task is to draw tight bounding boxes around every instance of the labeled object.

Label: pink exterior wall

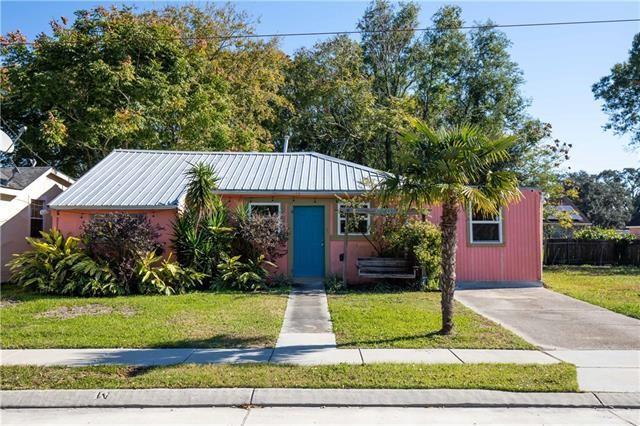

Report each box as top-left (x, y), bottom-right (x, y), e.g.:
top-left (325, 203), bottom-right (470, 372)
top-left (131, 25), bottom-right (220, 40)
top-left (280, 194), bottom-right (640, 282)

top-left (51, 189), bottom-right (542, 283)
top-left (426, 189), bottom-right (543, 282)
top-left (51, 209), bottom-right (177, 255)
top-left (628, 227), bottom-right (640, 236)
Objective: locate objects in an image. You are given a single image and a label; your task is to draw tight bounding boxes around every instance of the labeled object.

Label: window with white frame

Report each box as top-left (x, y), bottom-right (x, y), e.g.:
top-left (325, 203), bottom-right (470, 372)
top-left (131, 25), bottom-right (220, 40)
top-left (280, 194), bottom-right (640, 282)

top-left (469, 208), bottom-right (503, 244)
top-left (337, 203), bottom-right (370, 235)
top-left (248, 202), bottom-right (281, 217)
top-left (30, 199), bottom-right (45, 238)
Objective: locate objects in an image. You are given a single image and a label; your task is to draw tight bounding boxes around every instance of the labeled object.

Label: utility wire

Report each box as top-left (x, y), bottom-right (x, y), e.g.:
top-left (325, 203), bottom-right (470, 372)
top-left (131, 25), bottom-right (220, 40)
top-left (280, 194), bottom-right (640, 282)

top-left (3, 17), bottom-right (639, 45)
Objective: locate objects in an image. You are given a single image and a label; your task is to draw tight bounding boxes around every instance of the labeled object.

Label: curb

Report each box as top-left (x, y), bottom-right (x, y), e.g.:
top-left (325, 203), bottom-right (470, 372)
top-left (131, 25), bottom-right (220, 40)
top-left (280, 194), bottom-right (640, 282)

top-left (2, 389), bottom-right (638, 409)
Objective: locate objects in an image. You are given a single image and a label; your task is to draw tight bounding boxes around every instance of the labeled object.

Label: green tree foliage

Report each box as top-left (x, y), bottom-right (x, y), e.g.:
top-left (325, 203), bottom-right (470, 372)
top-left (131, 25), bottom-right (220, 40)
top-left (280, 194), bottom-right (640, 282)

top-left (378, 121), bottom-right (520, 334)
top-left (1, 5), bottom-right (287, 176)
top-left (281, 36), bottom-right (383, 165)
top-left (568, 169), bottom-right (639, 228)
top-left (592, 33), bottom-right (640, 147)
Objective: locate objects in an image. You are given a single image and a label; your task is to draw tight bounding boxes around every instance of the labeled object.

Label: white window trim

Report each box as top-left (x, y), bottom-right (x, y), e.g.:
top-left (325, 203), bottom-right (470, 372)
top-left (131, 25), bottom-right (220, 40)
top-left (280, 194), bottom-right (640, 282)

top-left (337, 202), bottom-right (371, 236)
top-left (468, 208), bottom-right (503, 244)
top-left (248, 202), bottom-right (281, 217)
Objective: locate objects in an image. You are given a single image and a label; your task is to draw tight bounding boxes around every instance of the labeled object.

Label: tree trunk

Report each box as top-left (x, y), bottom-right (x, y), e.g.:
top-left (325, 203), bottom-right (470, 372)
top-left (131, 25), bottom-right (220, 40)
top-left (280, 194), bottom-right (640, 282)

top-left (384, 133), bottom-right (393, 170)
top-left (439, 198), bottom-right (459, 335)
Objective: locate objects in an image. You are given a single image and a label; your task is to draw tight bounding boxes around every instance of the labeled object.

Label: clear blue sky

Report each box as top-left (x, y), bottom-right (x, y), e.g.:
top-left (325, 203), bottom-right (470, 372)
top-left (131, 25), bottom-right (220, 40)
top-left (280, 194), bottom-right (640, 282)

top-left (2, 1), bottom-right (639, 173)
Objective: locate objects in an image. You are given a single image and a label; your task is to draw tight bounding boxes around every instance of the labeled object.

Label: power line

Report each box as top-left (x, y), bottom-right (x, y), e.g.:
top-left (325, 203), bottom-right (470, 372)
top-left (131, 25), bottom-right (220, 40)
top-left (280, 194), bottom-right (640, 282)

top-left (3, 18), bottom-right (639, 46)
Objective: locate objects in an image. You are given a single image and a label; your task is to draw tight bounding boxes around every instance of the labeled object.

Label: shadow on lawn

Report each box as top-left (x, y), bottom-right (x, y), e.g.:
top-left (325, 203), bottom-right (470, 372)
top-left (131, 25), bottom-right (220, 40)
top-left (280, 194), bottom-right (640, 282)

top-left (336, 331), bottom-right (445, 348)
top-left (150, 334), bottom-right (275, 349)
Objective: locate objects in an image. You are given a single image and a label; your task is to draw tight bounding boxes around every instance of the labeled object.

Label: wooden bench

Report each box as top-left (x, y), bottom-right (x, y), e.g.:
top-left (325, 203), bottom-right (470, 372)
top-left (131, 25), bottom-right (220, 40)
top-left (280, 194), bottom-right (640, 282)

top-left (356, 257), bottom-right (419, 279)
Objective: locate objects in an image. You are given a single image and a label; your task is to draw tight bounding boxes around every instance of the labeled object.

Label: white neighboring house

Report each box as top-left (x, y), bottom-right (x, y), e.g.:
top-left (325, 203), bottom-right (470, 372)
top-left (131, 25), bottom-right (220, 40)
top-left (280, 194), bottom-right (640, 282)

top-left (1, 167), bottom-right (74, 282)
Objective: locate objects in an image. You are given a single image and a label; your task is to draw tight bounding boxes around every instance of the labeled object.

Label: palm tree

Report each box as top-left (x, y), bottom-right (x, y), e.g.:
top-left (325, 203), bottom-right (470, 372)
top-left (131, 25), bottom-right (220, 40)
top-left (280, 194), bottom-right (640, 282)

top-left (184, 162), bottom-right (220, 228)
top-left (379, 119), bottom-right (521, 335)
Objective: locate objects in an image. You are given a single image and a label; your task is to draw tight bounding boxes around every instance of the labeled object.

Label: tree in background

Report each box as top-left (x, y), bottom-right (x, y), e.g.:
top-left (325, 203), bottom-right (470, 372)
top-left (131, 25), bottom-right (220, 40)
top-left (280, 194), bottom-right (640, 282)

top-left (567, 169), bottom-right (638, 228)
top-left (282, 2), bottom-right (563, 185)
top-left (280, 36), bottom-right (383, 165)
top-left (379, 120), bottom-right (520, 334)
top-left (593, 33), bottom-right (640, 148)
top-left (358, 0), bottom-right (420, 169)
top-left (1, 5), bottom-right (287, 176)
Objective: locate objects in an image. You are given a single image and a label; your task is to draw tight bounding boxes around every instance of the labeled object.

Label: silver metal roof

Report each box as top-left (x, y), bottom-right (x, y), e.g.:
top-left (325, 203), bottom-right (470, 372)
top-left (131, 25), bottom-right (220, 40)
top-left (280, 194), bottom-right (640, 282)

top-left (50, 150), bottom-right (387, 209)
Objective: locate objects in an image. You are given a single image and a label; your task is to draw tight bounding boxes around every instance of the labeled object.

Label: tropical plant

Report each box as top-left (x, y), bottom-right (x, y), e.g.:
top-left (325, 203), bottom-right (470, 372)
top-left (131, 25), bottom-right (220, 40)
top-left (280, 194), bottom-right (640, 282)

top-left (136, 252), bottom-right (206, 295)
top-left (184, 162), bottom-right (221, 227)
top-left (7, 229), bottom-right (119, 296)
top-left (378, 120), bottom-right (521, 334)
top-left (386, 219), bottom-right (442, 289)
top-left (216, 254), bottom-right (275, 291)
top-left (81, 213), bottom-right (161, 293)
top-left (173, 163), bottom-right (232, 281)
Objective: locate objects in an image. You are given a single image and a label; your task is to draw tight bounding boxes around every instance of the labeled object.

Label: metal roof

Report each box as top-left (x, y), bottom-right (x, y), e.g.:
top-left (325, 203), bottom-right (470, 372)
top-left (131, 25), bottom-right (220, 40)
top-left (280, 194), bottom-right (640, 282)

top-left (49, 149), bottom-right (387, 209)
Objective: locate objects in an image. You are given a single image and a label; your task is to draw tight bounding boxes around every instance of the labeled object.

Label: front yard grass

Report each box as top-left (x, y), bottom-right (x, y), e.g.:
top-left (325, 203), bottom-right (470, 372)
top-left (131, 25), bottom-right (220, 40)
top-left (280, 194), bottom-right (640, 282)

top-left (0, 363), bottom-right (577, 392)
top-left (544, 266), bottom-right (640, 319)
top-left (328, 291), bottom-right (535, 349)
top-left (0, 285), bottom-right (288, 348)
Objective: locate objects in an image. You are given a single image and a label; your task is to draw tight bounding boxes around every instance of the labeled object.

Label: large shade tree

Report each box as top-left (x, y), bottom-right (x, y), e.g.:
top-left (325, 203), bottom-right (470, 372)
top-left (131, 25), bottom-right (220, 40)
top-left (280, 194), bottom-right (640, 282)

top-left (1, 5), bottom-right (287, 176)
top-left (379, 119), bottom-right (520, 334)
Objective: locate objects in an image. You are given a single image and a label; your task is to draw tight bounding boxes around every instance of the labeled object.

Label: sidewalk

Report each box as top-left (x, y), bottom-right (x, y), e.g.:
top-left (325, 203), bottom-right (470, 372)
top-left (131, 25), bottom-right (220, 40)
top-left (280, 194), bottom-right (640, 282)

top-left (2, 348), bottom-right (639, 392)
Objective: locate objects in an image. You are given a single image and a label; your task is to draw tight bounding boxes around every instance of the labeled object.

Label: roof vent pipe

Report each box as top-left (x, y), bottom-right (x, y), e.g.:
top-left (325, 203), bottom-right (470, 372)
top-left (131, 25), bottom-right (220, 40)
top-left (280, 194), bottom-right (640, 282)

top-left (283, 134), bottom-right (290, 153)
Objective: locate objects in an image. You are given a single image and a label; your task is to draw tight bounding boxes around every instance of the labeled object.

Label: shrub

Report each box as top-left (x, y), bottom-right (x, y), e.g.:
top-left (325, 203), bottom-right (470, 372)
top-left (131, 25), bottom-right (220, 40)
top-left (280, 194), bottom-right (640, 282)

top-left (324, 274), bottom-right (347, 293)
top-left (574, 227), bottom-right (637, 241)
top-left (233, 205), bottom-right (289, 263)
top-left (216, 254), bottom-right (275, 291)
top-left (136, 252), bottom-right (206, 295)
top-left (173, 208), bottom-right (232, 282)
top-left (386, 219), bottom-right (442, 289)
top-left (267, 273), bottom-right (294, 289)
top-left (8, 229), bottom-right (119, 296)
top-left (82, 213), bottom-right (161, 293)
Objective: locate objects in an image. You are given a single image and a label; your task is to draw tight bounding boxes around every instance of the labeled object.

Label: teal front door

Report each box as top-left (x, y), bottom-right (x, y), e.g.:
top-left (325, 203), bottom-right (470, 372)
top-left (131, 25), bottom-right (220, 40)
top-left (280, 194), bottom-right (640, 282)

top-left (293, 206), bottom-right (325, 277)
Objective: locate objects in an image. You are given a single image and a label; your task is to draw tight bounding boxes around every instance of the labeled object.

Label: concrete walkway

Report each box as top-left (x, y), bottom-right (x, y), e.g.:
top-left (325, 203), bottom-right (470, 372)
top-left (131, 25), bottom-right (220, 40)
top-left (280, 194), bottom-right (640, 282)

top-left (273, 277), bottom-right (346, 364)
top-left (455, 283), bottom-right (640, 350)
top-left (2, 348), bottom-right (638, 392)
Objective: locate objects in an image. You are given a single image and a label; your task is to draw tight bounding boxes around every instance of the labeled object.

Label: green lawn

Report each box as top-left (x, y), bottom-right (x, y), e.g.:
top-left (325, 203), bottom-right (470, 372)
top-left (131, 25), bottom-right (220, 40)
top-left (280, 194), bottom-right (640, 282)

top-left (544, 266), bottom-right (640, 319)
top-left (328, 291), bottom-right (535, 349)
top-left (0, 363), bottom-right (577, 392)
top-left (0, 285), bottom-right (288, 348)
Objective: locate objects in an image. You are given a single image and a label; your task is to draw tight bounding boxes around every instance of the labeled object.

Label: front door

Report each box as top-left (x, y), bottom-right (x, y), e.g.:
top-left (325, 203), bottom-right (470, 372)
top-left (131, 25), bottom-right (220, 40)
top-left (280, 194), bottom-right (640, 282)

top-left (293, 206), bottom-right (325, 277)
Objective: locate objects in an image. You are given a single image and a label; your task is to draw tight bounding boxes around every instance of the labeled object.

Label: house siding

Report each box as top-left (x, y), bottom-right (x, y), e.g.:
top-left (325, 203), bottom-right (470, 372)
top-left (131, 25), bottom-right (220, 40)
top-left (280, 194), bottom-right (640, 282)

top-left (50, 189), bottom-right (542, 284)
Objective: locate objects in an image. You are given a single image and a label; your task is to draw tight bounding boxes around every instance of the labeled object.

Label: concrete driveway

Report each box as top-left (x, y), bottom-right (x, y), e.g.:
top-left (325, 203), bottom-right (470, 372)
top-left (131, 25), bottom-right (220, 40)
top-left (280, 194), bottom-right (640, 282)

top-left (455, 283), bottom-right (640, 350)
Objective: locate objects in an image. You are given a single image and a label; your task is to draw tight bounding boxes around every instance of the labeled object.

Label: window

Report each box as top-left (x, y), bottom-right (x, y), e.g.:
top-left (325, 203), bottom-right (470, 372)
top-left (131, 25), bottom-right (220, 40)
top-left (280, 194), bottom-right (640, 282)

top-left (338, 203), bottom-right (370, 235)
top-left (30, 199), bottom-right (45, 238)
top-left (469, 208), bottom-right (503, 244)
top-left (248, 203), bottom-right (281, 217)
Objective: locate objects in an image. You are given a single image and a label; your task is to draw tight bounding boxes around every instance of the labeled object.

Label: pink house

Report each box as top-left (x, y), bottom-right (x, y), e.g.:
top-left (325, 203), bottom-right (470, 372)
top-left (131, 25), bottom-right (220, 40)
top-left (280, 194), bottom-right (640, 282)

top-left (49, 150), bottom-right (543, 284)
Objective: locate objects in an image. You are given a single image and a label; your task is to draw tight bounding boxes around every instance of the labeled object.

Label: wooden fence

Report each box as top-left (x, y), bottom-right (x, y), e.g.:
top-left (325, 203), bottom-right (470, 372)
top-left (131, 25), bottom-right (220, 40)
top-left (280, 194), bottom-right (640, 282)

top-left (544, 239), bottom-right (640, 266)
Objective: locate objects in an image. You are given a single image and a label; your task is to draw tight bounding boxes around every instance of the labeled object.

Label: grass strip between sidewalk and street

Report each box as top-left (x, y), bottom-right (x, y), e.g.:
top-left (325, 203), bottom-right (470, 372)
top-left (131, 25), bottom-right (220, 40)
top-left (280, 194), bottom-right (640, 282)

top-left (544, 266), bottom-right (640, 319)
top-left (0, 363), bottom-right (578, 392)
top-left (328, 292), bottom-right (536, 349)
